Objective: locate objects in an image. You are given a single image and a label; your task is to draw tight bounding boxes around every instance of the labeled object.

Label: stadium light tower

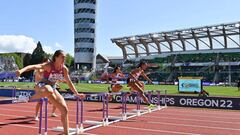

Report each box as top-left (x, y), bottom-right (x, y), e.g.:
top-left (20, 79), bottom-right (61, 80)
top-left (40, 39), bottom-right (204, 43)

top-left (74, 0), bottom-right (96, 71)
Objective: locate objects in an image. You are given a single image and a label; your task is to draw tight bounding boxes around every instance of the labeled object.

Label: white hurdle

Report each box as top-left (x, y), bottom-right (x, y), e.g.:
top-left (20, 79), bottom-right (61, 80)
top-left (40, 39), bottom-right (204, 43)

top-left (52, 90), bottom-right (167, 134)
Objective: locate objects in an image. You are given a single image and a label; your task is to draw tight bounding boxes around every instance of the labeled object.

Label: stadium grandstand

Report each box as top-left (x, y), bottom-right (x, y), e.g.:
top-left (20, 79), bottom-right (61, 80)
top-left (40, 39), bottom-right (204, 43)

top-left (0, 56), bottom-right (18, 80)
top-left (111, 21), bottom-right (240, 85)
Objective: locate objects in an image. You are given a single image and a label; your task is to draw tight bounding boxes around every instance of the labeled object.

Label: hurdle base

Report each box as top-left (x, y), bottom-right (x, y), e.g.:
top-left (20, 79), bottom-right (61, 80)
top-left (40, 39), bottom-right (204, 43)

top-left (84, 120), bottom-right (104, 125)
top-left (104, 119), bottom-right (109, 126)
top-left (108, 116), bottom-right (125, 120)
top-left (122, 114), bottom-right (127, 120)
top-left (144, 105), bottom-right (167, 111)
top-left (125, 112), bottom-right (136, 115)
top-left (132, 109), bottom-right (148, 115)
top-left (132, 109), bottom-right (147, 113)
top-left (52, 127), bottom-right (83, 135)
top-left (143, 107), bottom-right (159, 112)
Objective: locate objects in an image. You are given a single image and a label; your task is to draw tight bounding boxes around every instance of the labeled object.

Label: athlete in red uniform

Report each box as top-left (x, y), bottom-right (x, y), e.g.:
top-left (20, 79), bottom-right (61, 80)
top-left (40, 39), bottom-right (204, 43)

top-left (16, 50), bottom-right (85, 135)
top-left (108, 66), bottom-right (125, 100)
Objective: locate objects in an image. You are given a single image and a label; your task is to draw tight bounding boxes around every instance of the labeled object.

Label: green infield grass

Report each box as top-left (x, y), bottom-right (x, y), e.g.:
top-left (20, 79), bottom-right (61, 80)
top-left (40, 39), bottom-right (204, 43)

top-left (0, 82), bottom-right (240, 97)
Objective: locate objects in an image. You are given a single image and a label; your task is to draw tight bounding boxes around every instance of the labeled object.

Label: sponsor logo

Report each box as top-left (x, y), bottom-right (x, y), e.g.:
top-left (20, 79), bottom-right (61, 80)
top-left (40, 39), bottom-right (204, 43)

top-left (16, 91), bottom-right (32, 98)
top-left (181, 83), bottom-right (199, 88)
top-left (179, 98), bottom-right (233, 108)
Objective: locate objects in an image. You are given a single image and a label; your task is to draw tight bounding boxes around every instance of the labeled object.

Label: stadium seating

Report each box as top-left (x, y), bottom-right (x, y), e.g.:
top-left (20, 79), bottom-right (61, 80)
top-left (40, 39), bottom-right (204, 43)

top-left (0, 56), bottom-right (18, 80)
top-left (118, 52), bottom-right (240, 84)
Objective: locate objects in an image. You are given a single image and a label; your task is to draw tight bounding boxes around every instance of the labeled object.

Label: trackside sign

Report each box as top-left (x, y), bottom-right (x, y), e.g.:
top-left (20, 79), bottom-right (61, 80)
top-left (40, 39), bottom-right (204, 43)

top-left (0, 89), bottom-right (240, 110)
top-left (59, 91), bottom-right (240, 110)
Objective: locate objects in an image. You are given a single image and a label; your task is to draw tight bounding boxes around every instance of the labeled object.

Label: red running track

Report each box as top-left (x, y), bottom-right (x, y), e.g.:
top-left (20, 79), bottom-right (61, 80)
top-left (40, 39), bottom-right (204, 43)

top-left (0, 101), bottom-right (240, 135)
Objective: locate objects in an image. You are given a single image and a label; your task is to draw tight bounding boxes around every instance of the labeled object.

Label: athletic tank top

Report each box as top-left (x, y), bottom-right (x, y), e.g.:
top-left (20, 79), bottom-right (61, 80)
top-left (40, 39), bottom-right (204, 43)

top-left (43, 63), bottom-right (64, 82)
top-left (134, 69), bottom-right (142, 79)
top-left (111, 73), bottom-right (120, 82)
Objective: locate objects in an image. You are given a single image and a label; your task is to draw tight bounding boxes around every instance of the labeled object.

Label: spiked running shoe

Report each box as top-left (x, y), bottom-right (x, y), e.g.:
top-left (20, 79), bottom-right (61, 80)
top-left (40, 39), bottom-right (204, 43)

top-left (148, 104), bottom-right (157, 109)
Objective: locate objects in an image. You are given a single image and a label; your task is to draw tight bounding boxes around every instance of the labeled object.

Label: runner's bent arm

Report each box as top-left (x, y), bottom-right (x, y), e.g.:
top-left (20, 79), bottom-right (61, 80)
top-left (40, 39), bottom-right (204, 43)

top-left (16, 63), bottom-right (46, 77)
top-left (141, 72), bottom-right (153, 84)
top-left (63, 66), bottom-right (83, 96)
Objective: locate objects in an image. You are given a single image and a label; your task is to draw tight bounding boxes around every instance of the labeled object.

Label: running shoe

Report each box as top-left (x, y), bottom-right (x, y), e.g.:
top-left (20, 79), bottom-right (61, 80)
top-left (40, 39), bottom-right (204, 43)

top-left (51, 113), bottom-right (58, 117)
top-left (148, 104), bottom-right (157, 109)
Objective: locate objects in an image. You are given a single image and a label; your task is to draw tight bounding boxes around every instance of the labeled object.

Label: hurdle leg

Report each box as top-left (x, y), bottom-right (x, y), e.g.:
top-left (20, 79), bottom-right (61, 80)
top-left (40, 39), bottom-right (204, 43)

top-left (164, 90), bottom-right (167, 107)
top-left (121, 92), bottom-right (127, 120)
top-left (76, 97), bottom-right (79, 134)
top-left (79, 98), bottom-right (84, 132)
top-left (38, 98), bottom-right (43, 135)
top-left (136, 92), bottom-right (141, 116)
top-left (102, 94), bottom-right (105, 125)
top-left (105, 93), bottom-right (109, 126)
top-left (12, 86), bottom-right (16, 103)
top-left (147, 91), bottom-right (152, 113)
top-left (102, 94), bottom-right (109, 126)
top-left (44, 98), bottom-right (48, 135)
top-left (157, 90), bottom-right (161, 110)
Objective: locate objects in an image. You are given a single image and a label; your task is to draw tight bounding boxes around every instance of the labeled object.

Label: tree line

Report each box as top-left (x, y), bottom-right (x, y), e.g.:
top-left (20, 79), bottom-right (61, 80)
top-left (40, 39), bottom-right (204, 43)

top-left (1, 41), bottom-right (74, 79)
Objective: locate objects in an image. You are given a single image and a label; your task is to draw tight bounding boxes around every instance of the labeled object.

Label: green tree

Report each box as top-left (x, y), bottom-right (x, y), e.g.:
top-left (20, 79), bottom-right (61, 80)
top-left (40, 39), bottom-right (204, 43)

top-left (25, 41), bottom-right (47, 79)
top-left (30, 41), bottom-right (46, 65)
top-left (65, 53), bottom-right (74, 70)
top-left (45, 53), bottom-right (53, 60)
top-left (21, 53), bottom-right (32, 78)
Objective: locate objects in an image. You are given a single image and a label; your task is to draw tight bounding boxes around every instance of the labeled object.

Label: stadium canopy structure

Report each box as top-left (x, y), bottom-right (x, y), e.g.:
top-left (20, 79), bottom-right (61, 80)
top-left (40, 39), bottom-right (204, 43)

top-left (111, 21), bottom-right (240, 60)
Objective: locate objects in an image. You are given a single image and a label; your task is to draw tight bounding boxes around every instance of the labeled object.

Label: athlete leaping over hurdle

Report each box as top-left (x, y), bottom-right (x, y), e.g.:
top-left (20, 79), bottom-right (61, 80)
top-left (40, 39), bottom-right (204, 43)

top-left (33, 57), bottom-right (58, 121)
top-left (127, 61), bottom-right (156, 108)
top-left (16, 50), bottom-right (85, 135)
top-left (108, 66), bottom-right (125, 101)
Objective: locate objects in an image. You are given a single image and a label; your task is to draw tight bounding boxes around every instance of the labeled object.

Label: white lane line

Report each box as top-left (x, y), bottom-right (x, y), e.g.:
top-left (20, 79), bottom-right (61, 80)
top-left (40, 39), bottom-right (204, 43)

top-left (141, 115), bottom-right (240, 125)
top-left (2, 105), bottom-right (240, 126)
top-left (6, 104), bottom-right (240, 121)
top-left (0, 114), bottom-right (98, 135)
top-left (148, 112), bottom-right (240, 120)
top-left (109, 125), bottom-right (201, 135)
top-left (145, 121), bottom-right (240, 131)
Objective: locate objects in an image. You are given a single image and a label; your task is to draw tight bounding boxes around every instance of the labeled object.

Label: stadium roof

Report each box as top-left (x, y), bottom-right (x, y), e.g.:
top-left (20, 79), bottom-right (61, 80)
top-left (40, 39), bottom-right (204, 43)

top-left (111, 21), bottom-right (240, 60)
top-left (96, 54), bottom-right (110, 63)
top-left (107, 56), bottom-right (123, 60)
